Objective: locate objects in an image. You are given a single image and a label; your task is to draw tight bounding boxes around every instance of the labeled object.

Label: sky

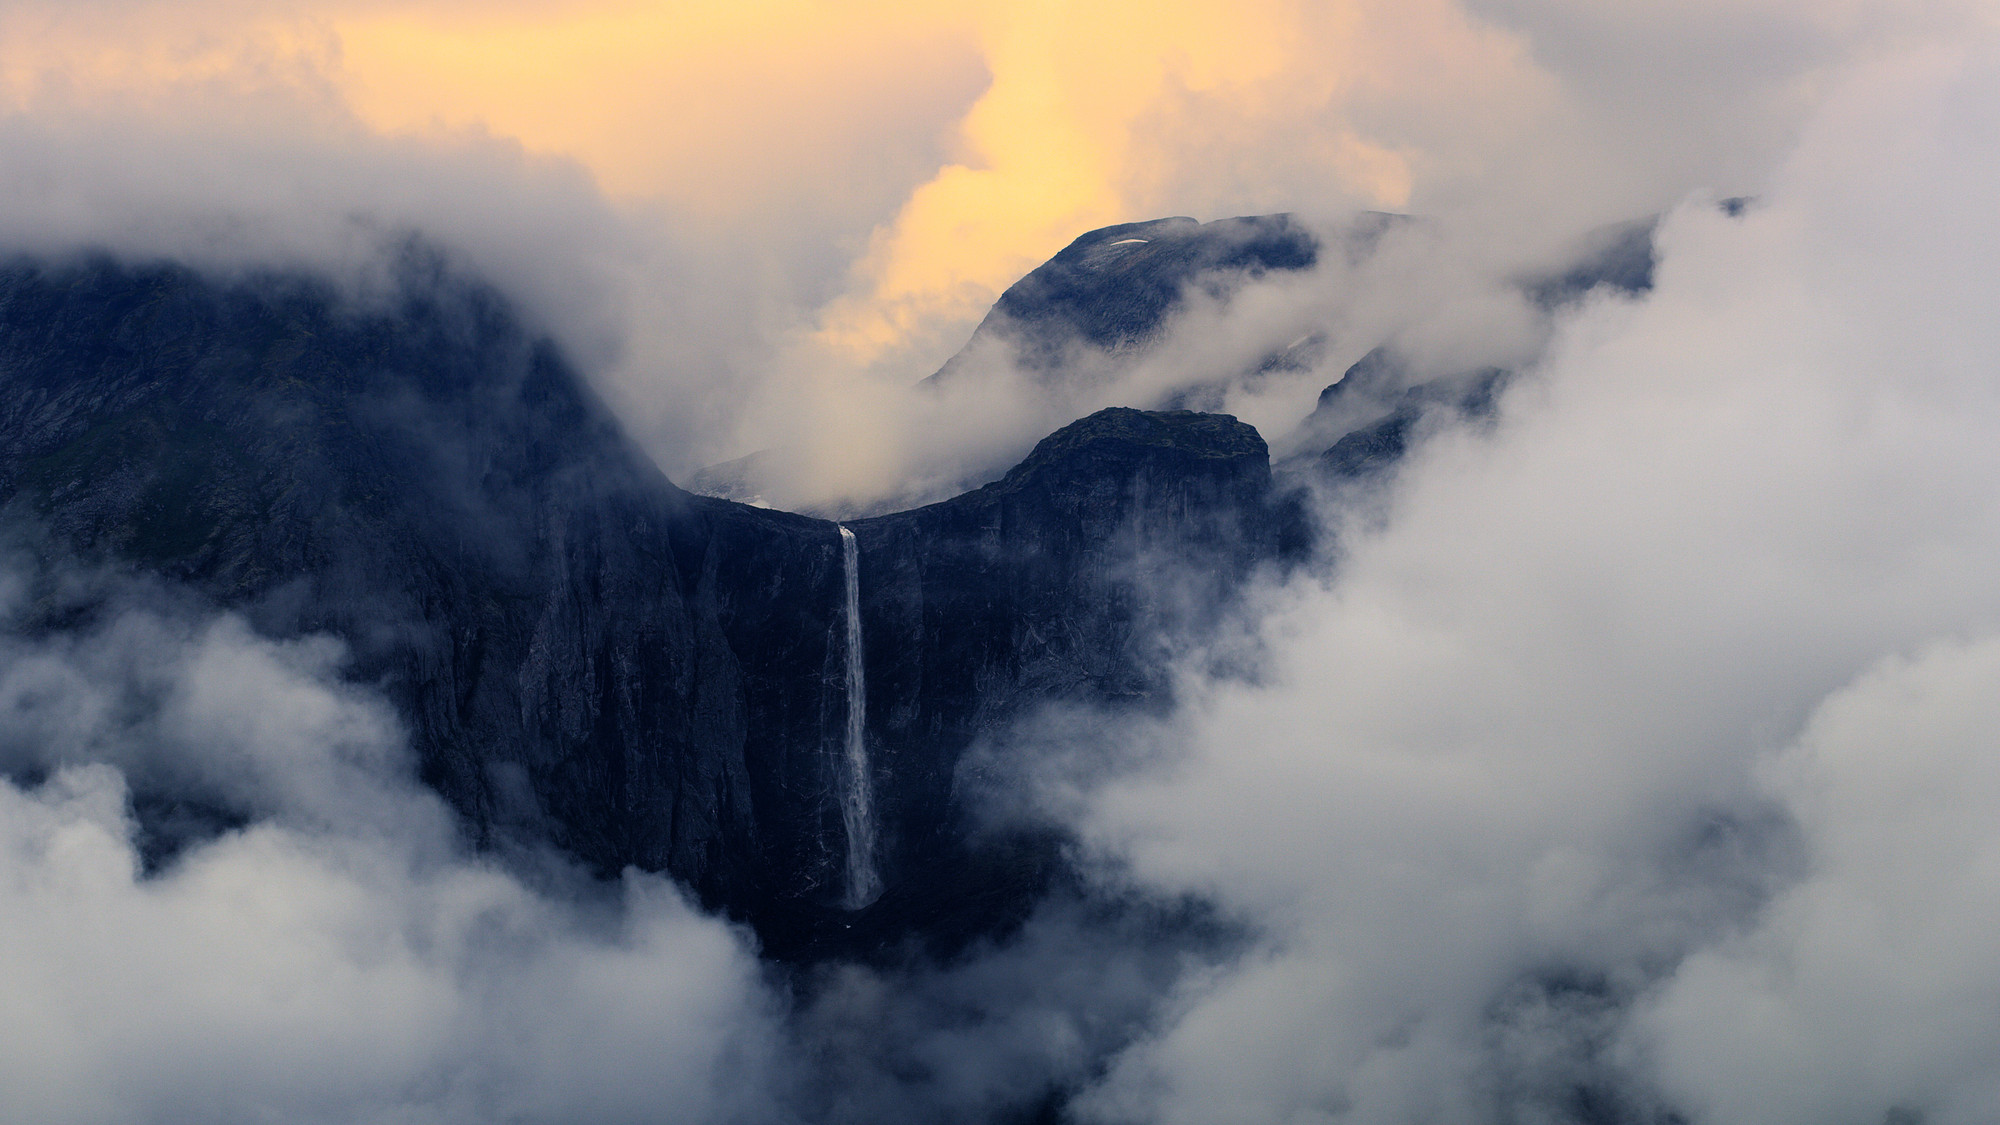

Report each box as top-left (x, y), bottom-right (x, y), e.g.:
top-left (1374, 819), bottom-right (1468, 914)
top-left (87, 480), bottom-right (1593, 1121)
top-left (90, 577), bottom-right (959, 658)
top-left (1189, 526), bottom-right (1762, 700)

top-left (5, 2), bottom-right (2000, 1123)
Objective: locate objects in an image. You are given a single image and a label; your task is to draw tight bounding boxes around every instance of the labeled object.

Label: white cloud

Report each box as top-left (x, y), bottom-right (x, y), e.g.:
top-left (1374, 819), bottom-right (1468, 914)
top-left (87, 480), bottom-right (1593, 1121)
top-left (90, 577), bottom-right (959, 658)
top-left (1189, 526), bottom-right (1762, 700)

top-left (1059, 33), bottom-right (2000, 1124)
top-left (0, 572), bottom-right (785, 1125)
top-left (1637, 637), bottom-right (2000, 1125)
top-left (5, 5), bottom-right (2000, 1121)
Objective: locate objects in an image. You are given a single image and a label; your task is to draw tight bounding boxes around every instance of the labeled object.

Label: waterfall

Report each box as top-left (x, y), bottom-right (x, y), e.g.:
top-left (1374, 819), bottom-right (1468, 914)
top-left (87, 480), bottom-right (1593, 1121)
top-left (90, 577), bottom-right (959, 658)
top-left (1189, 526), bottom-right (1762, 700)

top-left (838, 526), bottom-right (882, 909)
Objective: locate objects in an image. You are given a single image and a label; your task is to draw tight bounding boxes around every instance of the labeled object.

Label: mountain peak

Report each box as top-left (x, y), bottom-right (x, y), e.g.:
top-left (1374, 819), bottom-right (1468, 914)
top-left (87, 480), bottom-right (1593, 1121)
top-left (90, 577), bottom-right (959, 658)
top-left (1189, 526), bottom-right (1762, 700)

top-left (925, 213), bottom-right (1325, 388)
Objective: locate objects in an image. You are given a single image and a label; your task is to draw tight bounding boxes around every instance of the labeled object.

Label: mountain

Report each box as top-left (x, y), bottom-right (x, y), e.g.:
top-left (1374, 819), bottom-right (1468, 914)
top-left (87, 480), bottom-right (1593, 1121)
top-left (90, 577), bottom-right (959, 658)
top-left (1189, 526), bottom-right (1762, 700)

top-left (0, 252), bottom-right (1292, 958)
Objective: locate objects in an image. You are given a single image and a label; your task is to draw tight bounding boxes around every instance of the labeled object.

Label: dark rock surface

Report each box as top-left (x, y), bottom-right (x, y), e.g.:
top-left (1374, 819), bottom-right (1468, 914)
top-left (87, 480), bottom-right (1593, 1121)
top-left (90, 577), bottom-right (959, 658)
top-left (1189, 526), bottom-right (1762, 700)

top-left (0, 254), bottom-right (1287, 960)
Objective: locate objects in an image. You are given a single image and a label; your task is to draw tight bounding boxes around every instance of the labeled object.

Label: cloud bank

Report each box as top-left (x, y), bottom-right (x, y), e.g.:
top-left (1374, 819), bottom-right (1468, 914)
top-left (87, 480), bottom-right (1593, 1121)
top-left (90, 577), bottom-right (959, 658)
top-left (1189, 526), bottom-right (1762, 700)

top-left (1051, 35), bottom-right (2000, 1124)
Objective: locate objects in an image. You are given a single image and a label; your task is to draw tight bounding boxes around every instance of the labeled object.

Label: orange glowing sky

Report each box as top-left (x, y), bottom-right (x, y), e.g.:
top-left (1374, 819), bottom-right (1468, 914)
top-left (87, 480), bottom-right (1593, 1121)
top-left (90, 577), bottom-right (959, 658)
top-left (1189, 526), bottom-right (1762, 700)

top-left (325, 0), bottom-right (1466, 359)
top-left (3, 0), bottom-right (1503, 362)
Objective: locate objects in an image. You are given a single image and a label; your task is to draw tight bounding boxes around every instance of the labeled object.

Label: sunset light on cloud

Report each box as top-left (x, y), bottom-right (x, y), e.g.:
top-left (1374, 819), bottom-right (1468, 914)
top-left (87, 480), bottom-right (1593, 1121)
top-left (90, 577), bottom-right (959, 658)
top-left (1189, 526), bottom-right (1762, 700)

top-left (335, 0), bottom-right (983, 207)
top-left (0, 0), bottom-right (1525, 368)
top-left (330, 0), bottom-right (1437, 362)
top-left (1, 0), bottom-right (1980, 499)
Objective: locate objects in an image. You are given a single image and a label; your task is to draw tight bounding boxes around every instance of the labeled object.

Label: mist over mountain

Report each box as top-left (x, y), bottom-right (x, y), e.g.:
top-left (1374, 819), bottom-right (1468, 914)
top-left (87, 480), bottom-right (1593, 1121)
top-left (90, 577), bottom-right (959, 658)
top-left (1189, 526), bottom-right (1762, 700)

top-left (6, 6), bottom-right (2000, 1125)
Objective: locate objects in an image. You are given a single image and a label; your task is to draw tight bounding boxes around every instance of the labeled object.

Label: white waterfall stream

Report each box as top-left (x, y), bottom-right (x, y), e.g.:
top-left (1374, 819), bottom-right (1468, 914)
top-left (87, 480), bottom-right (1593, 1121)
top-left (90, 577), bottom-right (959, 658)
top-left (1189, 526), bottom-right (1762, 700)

top-left (838, 526), bottom-right (882, 909)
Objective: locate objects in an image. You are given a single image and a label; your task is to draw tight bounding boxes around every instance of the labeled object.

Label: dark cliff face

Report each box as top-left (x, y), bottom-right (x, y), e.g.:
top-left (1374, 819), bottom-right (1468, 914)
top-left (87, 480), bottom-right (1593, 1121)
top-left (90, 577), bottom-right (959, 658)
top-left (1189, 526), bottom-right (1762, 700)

top-left (685, 409), bottom-right (1290, 959)
top-left (0, 255), bottom-right (1286, 959)
top-left (826, 409), bottom-right (1281, 950)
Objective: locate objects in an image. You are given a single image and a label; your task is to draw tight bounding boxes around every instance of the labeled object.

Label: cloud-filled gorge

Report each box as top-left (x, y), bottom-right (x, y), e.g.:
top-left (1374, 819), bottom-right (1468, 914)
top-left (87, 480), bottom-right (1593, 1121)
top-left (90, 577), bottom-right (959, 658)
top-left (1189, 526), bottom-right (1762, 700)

top-left (4, 3), bottom-right (2000, 1124)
